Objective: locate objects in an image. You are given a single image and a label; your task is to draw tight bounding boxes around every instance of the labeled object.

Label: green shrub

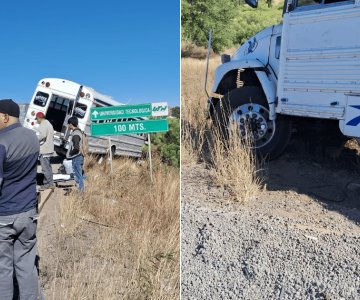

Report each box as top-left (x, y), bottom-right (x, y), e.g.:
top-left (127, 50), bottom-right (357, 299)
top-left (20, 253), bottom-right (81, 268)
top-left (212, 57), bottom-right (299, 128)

top-left (147, 118), bottom-right (180, 168)
top-left (171, 106), bottom-right (180, 119)
top-left (234, 3), bottom-right (283, 46)
top-left (182, 0), bottom-right (284, 52)
top-left (182, 0), bottom-right (238, 52)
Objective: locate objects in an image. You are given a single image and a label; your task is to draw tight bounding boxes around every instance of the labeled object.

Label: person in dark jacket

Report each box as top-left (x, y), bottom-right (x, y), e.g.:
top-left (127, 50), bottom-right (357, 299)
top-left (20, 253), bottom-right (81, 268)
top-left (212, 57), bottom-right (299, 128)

top-left (66, 116), bottom-right (85, 191)
top-left (0, 99), bottom-right (41, 300)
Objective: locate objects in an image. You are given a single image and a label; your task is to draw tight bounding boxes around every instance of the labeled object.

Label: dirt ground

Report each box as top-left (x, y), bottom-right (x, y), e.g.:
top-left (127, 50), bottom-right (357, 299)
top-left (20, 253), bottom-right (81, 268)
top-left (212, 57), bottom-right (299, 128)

top-left (37, 157), bottom-right (68, 298)
top-left (36, 155), bottom-right (180, 299)
top-left (37, 187), bottom-right (127, 299)
top-left (181, 134), bottom-right (360, 299)
top-left (37, 187), bottom-right (61, 296)
top-left (37, 176), bottom-right (129, 299)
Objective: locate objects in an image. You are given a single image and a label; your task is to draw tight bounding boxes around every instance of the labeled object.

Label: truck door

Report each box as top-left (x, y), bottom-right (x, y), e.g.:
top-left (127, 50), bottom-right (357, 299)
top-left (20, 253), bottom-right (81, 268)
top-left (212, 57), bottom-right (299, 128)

top-left (276, 1), bottom-right (360, 122)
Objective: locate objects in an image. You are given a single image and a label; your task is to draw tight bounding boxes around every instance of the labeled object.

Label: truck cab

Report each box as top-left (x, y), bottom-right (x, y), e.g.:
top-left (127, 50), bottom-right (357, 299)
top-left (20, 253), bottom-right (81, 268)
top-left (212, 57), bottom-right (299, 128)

top-left (209, 0), bottom-right (360, 158)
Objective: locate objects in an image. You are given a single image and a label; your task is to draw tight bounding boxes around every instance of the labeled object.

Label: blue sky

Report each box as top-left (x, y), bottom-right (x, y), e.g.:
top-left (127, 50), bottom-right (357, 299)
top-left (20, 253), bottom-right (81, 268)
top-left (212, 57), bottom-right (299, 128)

top-left (0, 1), bottom-right (180, 106)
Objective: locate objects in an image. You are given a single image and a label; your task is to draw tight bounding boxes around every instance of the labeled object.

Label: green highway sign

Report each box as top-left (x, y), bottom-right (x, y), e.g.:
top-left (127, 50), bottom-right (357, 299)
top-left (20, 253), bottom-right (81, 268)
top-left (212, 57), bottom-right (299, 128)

top-left (91, 119), bottom-right (169, 136)
top-left (90, 102), bottom-right (168, 121)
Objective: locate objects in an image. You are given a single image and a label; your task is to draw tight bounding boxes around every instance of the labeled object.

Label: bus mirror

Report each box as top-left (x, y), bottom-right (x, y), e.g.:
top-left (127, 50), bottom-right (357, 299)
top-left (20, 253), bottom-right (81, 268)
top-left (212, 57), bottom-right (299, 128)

top-left (245, 0), bottom-right (258, 8)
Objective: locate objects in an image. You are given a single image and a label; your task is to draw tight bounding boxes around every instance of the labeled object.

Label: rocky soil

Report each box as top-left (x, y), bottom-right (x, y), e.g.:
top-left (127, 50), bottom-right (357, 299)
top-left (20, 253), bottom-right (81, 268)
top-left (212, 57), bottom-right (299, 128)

top-left (181, 140), bottom-right (360, 300)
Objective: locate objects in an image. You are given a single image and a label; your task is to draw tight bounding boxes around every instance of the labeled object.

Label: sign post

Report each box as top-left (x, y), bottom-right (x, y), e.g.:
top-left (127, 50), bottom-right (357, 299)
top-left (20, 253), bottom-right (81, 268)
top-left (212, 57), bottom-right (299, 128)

top-left (90, 102), bottom-right (169, 181)
top-left (108, 137), bottom-right (113, 175)
top-left (148, 134), bottom-right (153, 182)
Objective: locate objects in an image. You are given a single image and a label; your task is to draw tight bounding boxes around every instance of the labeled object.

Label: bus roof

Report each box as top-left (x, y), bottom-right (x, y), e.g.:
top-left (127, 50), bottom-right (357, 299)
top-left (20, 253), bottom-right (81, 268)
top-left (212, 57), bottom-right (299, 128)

top-left (38, 78), bottom-right (124, 106)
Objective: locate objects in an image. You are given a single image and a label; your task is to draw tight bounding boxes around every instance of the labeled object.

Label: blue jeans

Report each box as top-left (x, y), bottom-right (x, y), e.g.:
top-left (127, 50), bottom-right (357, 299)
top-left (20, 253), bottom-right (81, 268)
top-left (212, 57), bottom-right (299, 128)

top-left (72, 155), bottom-right (84, 191)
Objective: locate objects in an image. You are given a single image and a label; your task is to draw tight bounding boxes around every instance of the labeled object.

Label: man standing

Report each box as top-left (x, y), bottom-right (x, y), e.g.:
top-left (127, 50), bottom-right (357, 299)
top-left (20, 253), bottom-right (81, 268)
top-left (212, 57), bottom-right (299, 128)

top-left (66, 116), bottom-right (85, 191)
top-left (36, 112), bottom-right (54, 190)
top-left (0, 99), bottom-right (41, 300)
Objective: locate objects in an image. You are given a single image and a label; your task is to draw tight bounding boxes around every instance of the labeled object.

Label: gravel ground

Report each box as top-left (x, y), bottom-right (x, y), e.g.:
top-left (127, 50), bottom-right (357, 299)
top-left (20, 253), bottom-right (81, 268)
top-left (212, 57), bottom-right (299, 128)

top-left (181, 157), bottom-right (360, 300)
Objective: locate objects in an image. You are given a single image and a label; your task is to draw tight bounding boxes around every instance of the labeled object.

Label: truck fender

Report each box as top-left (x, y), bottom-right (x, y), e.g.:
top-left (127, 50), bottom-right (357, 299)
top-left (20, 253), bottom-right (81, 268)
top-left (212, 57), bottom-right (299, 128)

top-left (212, 59), bottom-right (264, 93)
top-left (254, 70), bottom-right (277, 121)
top-left (213, 59), bottom-right (277, 120)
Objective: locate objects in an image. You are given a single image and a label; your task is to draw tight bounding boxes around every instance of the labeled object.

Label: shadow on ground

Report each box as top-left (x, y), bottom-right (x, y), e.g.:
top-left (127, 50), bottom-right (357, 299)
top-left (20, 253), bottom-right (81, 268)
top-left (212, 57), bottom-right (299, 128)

top-left (263, 131), bottom-right (360, 225)
top-left (187, 119), bottom-right (360, 225)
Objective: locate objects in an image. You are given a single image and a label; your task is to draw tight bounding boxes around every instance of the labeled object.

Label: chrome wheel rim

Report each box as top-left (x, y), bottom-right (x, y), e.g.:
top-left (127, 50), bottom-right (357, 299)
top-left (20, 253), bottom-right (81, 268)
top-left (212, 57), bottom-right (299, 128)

top-left (228, 103), bottom-right (275, 148)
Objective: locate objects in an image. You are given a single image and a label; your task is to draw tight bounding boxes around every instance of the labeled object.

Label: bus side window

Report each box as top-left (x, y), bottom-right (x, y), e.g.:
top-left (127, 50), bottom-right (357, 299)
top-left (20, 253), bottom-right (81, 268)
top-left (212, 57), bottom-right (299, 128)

top-left (55, 97), bottom-right (63, 110)
top-left (63, 99), bottom-right (70, 112)
top-left (73, 103), bottom-right (87, 119)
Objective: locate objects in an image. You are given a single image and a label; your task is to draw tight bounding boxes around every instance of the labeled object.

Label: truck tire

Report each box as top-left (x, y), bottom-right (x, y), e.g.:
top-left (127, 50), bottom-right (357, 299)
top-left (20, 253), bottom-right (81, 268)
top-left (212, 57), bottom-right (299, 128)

top-left (214, 86), bottom-right (291, 160)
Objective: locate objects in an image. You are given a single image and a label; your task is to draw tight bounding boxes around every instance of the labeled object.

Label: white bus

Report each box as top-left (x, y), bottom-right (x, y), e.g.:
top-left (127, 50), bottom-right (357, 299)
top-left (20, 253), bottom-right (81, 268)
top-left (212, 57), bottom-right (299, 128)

top-left (24, 78), bottom-right (146, 157)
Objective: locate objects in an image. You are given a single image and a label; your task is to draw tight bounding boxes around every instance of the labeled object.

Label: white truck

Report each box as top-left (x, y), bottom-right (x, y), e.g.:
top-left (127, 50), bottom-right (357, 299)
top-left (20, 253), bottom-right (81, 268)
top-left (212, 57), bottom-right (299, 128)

top-left (208, 0), bottom-right (360, 158)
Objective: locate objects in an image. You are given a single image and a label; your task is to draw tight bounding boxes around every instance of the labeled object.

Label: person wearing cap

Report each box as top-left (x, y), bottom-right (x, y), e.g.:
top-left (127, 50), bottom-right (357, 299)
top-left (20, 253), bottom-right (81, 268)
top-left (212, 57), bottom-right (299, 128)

top-left (66, 116), bottom-right (85, 191)
top-left (0, 99), bottom-right (41, 299)
top-left (35, 112), bottom-right (55, 190)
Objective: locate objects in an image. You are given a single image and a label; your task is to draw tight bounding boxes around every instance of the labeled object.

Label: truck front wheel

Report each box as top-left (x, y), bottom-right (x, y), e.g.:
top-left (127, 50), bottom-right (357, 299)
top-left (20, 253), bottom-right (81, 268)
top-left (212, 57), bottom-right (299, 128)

top-left (214, 87), bottom-right (291, 159)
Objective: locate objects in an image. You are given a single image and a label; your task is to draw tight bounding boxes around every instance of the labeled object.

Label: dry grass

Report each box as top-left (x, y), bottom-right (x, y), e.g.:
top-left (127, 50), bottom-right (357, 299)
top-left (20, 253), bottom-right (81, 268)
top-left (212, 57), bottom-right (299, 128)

top-left (181, 42), bottom-right (213, 60)
top-left (44, 155), bottom-right (179, 299)
top-left (181, 57), bottom-right (220, 164)
top-left (181, 56), bottom-right (262, 202)
top-left (209, 124), bottom-right (262, 203)
top-left (347, 138), bottom-right (360, 155)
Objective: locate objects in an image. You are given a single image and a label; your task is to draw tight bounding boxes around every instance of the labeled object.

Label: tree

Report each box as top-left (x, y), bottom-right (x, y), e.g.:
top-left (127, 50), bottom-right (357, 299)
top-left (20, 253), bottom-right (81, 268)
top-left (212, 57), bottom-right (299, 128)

top-left (233, 3), bottom-right (282, 45)
top-left (171, 106), bottom-right (180, 119)
top-left (182, 0), bottom-right (238, 52)
top-left (148, 118), bottom-right (180, 168)
top-left (182, 0), bottom-right (283, 53)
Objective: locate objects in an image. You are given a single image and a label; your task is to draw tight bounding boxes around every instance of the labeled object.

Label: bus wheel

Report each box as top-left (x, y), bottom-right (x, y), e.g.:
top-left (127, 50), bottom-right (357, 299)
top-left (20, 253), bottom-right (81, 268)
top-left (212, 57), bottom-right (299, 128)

top-left (214, 86), bottom-right (292, 160)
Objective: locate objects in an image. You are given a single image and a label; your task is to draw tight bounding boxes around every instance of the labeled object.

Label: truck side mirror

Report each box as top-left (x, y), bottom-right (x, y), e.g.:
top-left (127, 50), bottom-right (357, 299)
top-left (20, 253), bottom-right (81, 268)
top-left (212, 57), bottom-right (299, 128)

top-left (245, 0), bottom-right (258, 8)
top-left (221, 54), bottom-right (231, 64)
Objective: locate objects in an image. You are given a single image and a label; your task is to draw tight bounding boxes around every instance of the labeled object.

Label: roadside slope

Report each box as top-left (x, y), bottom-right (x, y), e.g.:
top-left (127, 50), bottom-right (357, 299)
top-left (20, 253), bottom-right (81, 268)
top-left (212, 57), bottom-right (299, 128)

top-left (38, 157), bottom-right (180, 299)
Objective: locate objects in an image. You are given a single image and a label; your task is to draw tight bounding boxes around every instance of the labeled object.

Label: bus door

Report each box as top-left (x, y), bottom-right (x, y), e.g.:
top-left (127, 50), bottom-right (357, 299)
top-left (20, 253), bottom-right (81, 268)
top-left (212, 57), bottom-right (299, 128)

top-left (46, 95), bottom-right (74, 133)
top-left (61, 86), bottom-right (84, 144)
